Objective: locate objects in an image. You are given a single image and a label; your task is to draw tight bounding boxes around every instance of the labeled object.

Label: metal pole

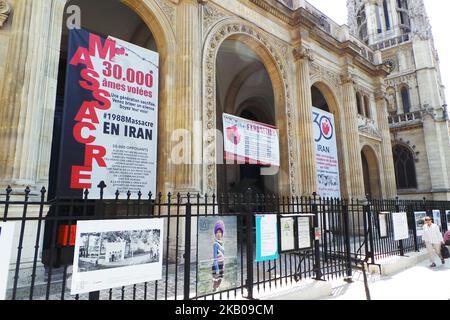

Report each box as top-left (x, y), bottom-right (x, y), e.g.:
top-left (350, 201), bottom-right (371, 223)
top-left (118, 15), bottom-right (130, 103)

top-left (342, 201), bottom-right (353, 280)
top-left (312, 193), bottom-right (322, 281)
top-left (183, 201), bottom-right (192, 300)
top-left (366, 197), bottom-right (376, 264)
top-left (245, 191), bottom-right (254, 300)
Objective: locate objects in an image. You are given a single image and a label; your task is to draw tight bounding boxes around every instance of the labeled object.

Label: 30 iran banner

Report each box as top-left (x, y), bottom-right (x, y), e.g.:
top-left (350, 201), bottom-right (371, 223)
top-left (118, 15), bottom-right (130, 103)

top-left (312, 107), bottom-right (341, 198)
top-left (223, 113), bottom-right (280, 166)
top-left (58, 29), bottom-right (159, 199)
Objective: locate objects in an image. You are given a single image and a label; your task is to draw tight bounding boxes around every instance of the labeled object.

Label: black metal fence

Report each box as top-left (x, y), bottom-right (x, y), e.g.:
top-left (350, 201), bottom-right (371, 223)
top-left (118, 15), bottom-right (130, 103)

top-left (1, 184), bottom-right (449, 300)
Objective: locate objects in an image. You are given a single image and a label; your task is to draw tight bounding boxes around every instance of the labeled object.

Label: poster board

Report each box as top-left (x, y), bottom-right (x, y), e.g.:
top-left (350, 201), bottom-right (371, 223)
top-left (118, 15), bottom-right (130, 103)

top-left (256, 215), bottom-right (279, 262)
top-left (71, 219), bottom-right (164, 295)
top-left (59, 28), bottom-right (159, 199)
top-left (414, 211), bottom-right (427, 237)
top-left (432, 210), bottom-right (442, 229)
top-left (297, 217), bottom-right (313, 250)
top-left (446, 210), bottom-right (450, 231)
top-left (312, 107), bottom-right (341, 198)
top-left (378, 212), bottom-right (389, 239)
top-left (0, 222), bottom-right (16, 300)
top-left (222, 113), bottom-right (280, 166)
top-left (392, 212), bottom-right (409, 241)
top-left (197, 216), bottom-right (238, 296)
top-left (279, 217), bottom-right (295, 253)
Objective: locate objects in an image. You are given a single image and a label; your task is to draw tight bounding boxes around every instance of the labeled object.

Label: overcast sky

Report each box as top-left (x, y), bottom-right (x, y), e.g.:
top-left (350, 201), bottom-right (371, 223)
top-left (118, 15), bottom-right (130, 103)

top-left (306, 0), bottom-right (449, 105)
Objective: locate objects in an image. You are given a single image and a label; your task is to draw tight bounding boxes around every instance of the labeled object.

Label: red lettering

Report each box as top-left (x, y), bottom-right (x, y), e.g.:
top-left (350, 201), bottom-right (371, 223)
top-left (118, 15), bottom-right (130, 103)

top-left (75, 101), bottom-right (100, 123)
top-left (93, 89), bottom-right (112, 110)
top-left (70, 166), bottom-right (92, 189)
top-left (73, 122), bottom-right (96, 144)
top-left (79, 69), bottom-right (100, 91)
top-left (69, 47), bottom-right (94, 69)
top-left (84, 145), bottom-right (107, 168)
top-left (89, 33), bottom-right (116, 61)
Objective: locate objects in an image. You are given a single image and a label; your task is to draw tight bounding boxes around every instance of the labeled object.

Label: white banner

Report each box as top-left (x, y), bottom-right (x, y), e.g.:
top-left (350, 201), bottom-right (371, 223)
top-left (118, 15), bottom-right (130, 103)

top-left (312, 107), bottom-right (341, 198)
top-left (0, 222), bottom-right (16, 300)
top-left (65, 30), bottom-right (159, 199)
top-left (71, 219), bottom-right (164, 295)
top-left (223, 113), bottom-right (280, 166)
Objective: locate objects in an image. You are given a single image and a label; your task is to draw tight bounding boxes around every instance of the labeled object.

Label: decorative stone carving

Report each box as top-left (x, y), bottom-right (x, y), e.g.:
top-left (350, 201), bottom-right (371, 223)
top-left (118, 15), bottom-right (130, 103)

top-left (387, 93), bottom-right (397, 114)
top-left (358, 115), bottom-right (382, 140)
top-left (409, 0), bottom-right (432, 41)
top-left (309, 62), bottom-right (340, 90)
top-left (154, 0), bottom-right (175, 26)
top-left (203, 20), bottom-right (297, 195)
top-left (202, 3), bottom-right (230, 34)
top-left (0, 0), bottom-right (11, 28)
top-left (293, 47), bottom-right (314, 62)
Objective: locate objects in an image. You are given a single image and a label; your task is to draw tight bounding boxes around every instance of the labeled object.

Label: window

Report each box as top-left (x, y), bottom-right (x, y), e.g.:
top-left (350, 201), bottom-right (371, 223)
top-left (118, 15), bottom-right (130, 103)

top-left (393, 145), bottom-right (417, 189)
top-left (364, 96), bottom-right (370, 118)
top-left (401, 87), bottom-right (411, 113)
top-left (356, 92), bottom-right (363, 115)
top-left (383, 0), bottom-right (391, 30)
top-left (376, 5), bottom-right (382, 34)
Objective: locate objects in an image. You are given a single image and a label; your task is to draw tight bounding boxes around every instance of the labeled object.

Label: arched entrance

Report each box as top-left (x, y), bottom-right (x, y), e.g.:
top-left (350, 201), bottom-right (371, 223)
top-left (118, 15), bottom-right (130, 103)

top-left (216, 39), bottom-right (278, 196)
top-left (203, 22), bottom-right (293, 196)
top-left (43, 0), bottom-right (173, 267)
top-left (48, 0), bottom-right (173, 198)
top-left (361, 145), bottom-right (382, 199)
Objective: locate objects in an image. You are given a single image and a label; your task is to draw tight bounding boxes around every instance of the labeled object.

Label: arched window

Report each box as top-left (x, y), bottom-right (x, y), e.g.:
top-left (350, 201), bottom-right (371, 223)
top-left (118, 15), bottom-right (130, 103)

top-left (364, 95), bottom-right (370, 118)
top-left (393, 145), bottom-right (417, 189)
top-left (401, 87), bottom-right (411, 114)
top-left (383, 0), bottom-right (391, 30)
top-left (356, 92), bottom-right (363, 115)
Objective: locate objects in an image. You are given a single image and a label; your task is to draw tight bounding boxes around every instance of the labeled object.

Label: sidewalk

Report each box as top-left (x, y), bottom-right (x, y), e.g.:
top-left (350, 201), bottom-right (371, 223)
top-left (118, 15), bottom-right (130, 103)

top-left (324, 254), bottom-right (450, 300)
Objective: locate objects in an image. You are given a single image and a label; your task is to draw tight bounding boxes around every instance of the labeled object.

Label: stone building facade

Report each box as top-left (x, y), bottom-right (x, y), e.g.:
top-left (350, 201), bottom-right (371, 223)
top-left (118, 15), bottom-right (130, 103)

top-left (0, 0), bottom-right (449, 201)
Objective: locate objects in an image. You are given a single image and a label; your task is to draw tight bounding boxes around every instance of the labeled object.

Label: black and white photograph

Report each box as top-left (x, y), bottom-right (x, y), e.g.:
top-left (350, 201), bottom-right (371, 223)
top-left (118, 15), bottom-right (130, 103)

top-left (71, 219), bottom-right (164, 295)
top-left (77, 229), bottom-right (161, 273)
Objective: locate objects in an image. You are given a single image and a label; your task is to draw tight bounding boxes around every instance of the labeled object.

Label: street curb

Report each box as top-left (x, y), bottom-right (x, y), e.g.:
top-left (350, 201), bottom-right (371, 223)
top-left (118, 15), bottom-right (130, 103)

top-left (368, 250), bottom-right (429, 276)
top-left (257, 279), bottom-right (332, 300)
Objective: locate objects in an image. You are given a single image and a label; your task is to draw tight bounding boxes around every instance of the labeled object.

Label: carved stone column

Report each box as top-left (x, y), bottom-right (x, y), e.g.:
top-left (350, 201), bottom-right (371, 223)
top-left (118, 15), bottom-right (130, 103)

top-left (0, 0), bottom-right (62, 191)
top-left (341, 74), bottom-right (365, 198)
top-left (376, 91), bottom-right (397, 198)
top-left (293, 47), bottom-right (317, 195)
top-left (170, 0), bottom-right (202, 193)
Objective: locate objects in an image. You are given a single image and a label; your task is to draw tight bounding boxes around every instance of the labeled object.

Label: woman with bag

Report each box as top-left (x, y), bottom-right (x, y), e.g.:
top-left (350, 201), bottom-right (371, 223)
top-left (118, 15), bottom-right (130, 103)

top-left (423, 217), bottom-right (445, 268)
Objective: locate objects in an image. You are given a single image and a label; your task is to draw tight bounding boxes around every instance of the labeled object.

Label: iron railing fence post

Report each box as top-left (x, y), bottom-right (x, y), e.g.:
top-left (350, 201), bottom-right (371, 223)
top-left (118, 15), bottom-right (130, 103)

top-left (366, 196), bottom-right (375, 264)
top-left (312, 193), bottom-right (322, 281)
top-left (2, 185), bottom-right (12, 221)
top-left (245, 190), bottom-right (254, 300)
top-left (395, 197), bottom-right (405, 257)
top-left (183, 198), bottom-right (192, 300)
top-left (342, 200), bottom-right (353, 279)
top-left (12, 186), bottom-right (31, 300)
top-left (89, 181), bottom-right (106, 301)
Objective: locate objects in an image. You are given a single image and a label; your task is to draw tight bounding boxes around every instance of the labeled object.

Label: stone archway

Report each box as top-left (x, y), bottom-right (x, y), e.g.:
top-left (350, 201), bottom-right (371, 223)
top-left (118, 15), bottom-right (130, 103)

top-left (361, 145), bottom-right (382, 199)
top-left (48, 0), bottom-right (176, 194)
top-left (203, 20), bottom-right (297, 195)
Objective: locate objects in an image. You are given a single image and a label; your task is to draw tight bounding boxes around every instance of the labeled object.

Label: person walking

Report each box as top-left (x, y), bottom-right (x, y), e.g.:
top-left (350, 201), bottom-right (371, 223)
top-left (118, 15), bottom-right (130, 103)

top-left (423, 217), bottom-right (445, 268)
